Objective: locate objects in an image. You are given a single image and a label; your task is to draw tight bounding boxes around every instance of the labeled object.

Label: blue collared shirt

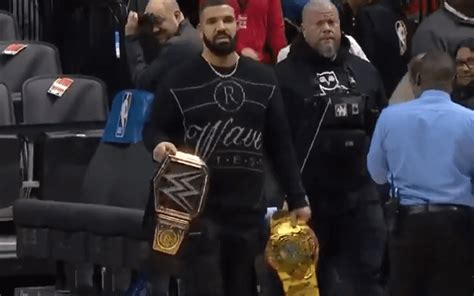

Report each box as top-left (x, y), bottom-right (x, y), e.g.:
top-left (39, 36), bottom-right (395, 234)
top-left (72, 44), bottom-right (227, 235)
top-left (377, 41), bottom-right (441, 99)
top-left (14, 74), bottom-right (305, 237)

top-left (367, 90), bottom-right (474, 206)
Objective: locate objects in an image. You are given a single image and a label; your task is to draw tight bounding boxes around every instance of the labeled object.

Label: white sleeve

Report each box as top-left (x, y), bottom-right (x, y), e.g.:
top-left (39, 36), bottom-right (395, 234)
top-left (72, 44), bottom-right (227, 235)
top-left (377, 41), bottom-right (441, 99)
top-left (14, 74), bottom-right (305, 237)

top-left (346, 35), bottom-right (370, 62)
top-left (277, 45), bottom-right (291, 63)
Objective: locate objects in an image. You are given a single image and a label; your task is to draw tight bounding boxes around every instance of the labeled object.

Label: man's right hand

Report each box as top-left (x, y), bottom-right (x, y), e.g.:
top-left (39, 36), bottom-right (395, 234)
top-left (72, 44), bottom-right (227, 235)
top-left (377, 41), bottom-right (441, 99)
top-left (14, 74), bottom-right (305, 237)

top-left (153, 142), bottom-right (177, 162)
top-left (125, 11), bottom-right (139, 36)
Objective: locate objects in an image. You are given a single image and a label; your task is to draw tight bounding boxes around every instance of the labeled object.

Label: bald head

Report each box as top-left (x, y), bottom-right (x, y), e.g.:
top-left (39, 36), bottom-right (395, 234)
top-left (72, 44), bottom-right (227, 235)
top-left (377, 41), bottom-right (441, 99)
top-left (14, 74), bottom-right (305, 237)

top-left (417, 51), bottom-right (456, 94)
top-left (145, 0), bottom-right (183, 43)
top-left (302, 0), bottom-right (338, 23)
top-left (146, 0), bottom-right (180, 14)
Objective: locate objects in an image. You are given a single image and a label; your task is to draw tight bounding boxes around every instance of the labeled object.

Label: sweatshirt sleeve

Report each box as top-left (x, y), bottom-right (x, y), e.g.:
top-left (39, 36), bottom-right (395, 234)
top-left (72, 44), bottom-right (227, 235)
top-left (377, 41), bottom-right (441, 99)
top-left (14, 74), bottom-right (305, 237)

top-left (266, 0), bottom-right (288, 61)
top-left (264, 76), bottom-right (308, 211)
top-left (125, 35), bottom-right (189, 91)
top-left (142, 78), bottom-right (183, 154)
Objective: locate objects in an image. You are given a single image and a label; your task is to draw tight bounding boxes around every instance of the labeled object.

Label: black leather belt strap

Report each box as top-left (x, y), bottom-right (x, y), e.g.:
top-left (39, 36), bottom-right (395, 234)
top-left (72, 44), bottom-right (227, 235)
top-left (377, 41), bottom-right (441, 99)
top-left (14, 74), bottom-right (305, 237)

top-left (399, 203), bottom-right (470, 216)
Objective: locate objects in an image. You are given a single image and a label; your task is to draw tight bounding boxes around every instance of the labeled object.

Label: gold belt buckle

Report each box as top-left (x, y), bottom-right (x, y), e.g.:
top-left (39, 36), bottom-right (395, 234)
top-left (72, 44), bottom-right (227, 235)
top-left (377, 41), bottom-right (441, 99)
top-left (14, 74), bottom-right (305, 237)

top-left (152, 151), bottom-right (209, 255)
top-left (266, 211), bottom-right (320, 296)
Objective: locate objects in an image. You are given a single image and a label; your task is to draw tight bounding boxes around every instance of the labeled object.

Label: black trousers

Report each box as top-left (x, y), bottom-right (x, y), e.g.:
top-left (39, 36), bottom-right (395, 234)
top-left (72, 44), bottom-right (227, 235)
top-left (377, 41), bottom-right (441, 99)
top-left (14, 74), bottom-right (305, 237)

top-left (309, 184), bottom-right (387, 296)
top-left (148, 218), bottom-right (268, 296)
top-left (389, 207), bottom-right (473, 296)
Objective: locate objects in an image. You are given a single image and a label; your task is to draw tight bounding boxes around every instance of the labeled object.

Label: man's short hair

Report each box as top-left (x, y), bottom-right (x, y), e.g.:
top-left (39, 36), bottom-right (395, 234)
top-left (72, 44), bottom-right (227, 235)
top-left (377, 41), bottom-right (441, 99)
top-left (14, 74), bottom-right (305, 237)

top-left (199, 0), bottom-right (231, 14)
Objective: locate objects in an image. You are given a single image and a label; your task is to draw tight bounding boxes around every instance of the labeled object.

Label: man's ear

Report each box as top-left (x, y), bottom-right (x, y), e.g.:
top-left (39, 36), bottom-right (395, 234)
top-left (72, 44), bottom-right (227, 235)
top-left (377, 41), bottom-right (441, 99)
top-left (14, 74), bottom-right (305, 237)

top-left (416, 73), bottom-right (421, 86)
top-left (174, 11), bottom-right (183, 21)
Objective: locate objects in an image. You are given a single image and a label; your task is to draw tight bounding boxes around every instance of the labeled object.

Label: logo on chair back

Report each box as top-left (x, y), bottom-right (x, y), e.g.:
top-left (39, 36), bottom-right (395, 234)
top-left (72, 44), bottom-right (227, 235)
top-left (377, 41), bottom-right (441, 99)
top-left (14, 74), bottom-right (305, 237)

top-left (116, 92), bottom-right (133, 138)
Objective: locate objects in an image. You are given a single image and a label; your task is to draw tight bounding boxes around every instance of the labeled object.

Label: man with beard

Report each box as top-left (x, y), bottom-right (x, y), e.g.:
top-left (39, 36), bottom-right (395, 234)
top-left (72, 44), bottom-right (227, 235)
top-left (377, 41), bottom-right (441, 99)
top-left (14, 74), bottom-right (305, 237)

top-left (412, 0), bottom-right (474, 57)
top-left (453, 39), bottom-right (474, 109)
top-left (275, 0), bottom-right (387, 295)
top-left (142, 0), bottom-right (311, 295)
top-left (125, 0), bottom-right (202, 91)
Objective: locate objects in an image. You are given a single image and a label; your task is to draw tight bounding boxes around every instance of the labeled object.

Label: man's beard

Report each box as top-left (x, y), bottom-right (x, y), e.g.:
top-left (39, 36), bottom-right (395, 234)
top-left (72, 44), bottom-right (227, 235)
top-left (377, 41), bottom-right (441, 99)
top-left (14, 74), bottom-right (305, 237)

top-left (316, 41), bottom-right (338, 59)
top-left (203, 33), bottom-right (236, 56)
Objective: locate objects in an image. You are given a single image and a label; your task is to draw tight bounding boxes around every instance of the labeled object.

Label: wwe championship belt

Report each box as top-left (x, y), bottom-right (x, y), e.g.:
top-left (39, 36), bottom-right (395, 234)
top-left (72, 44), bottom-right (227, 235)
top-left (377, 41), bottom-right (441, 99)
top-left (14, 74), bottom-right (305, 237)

top-left (152, 152), bottom-right (209, 255)
top-left (266, 211), bottom-right (320, 296)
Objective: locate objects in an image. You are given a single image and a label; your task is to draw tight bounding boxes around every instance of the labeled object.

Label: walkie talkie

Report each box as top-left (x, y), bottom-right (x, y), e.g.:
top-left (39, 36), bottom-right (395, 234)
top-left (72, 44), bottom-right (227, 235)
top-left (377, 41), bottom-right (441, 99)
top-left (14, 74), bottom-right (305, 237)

top-left (385, 174), bottom-right (400, 234)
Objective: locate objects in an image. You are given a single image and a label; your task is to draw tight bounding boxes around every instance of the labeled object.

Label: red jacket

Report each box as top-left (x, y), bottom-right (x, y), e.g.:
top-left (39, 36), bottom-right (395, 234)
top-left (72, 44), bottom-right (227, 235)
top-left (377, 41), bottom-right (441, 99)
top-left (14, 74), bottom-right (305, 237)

top-left (227, 0), bottom-right (288, 63)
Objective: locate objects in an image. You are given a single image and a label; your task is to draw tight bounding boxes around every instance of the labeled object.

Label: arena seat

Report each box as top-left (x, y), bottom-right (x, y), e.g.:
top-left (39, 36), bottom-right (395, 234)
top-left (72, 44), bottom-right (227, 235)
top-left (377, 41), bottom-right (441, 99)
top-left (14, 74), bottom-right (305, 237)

top-left (0, 41), bottom-right (61, 122)
top-left (0, 41), bottom-right (61, 95)
top-left (0, 83), bottom-right (20, 221)
top-left (0, 10), bottom-right (19, 41)
top-left (13, 75), bottom-right (108, 294)
top-left (79, 89), bottom-right (155, 293)
top-left (14, 89), bottom-right (155, 295)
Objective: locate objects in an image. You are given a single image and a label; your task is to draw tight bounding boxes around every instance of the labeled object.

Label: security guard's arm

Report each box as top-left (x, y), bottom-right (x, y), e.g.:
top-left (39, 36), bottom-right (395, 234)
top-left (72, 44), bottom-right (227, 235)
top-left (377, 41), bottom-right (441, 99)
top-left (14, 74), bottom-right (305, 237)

top-left (367, 110), bottom-right (389, 185)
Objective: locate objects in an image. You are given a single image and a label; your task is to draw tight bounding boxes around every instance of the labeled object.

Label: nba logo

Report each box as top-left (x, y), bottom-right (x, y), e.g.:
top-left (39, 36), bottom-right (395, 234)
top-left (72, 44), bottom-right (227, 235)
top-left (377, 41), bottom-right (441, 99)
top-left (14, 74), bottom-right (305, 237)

top-left (116, 92), bottom-right (132, 138)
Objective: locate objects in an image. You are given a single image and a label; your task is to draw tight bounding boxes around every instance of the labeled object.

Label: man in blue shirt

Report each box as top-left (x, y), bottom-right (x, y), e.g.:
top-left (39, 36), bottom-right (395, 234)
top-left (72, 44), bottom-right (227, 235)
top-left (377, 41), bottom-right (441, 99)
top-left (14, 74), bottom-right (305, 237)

top-left (367, 50), bottom-right (474, 296)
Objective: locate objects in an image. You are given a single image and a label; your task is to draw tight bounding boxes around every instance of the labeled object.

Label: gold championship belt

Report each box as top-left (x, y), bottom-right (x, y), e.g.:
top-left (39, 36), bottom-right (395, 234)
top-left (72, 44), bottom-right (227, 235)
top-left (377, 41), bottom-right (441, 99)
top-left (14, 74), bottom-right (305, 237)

top-left (266, 211), bottom-right (320, 296)
top-left (152, 151), bottom-right (209, 255)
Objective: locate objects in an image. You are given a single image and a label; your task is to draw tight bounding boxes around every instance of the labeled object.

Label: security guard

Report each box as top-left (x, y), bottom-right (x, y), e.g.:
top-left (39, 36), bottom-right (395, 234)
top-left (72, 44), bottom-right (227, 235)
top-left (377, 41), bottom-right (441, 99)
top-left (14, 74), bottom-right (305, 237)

top-left (367, 50), bottom-right (474, 296)
top-left (275, 0), bottom-right (387, 295)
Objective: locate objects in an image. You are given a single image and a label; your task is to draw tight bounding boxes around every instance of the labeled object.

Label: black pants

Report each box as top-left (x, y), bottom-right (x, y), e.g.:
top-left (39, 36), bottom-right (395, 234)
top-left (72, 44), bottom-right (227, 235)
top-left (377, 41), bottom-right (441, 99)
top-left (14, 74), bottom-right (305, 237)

top-left (310, 184), bottom-right (387, 296)
top-left (148, 218), bottom-right (268, 296)
top-left (389, 207), bottom-right (473, 296)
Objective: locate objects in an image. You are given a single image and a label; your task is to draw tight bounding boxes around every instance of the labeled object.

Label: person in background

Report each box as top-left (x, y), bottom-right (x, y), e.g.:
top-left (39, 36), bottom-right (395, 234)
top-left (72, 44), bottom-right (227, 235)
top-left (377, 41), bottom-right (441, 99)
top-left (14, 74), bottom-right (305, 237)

top-left (338, 0), bottom-right (373, 36)
top-left (203, 0), bottom-right (288, 63)
top-left (452, 39), bottom-right (474, 109)
top-left (355, 0), bottom-right (413, 96)
top-left (367, 50), bottom-right (474, 296)
top-left (411, 0), bottom-right (474, 57)
top-left (125, 0), bottom-right (202, 91)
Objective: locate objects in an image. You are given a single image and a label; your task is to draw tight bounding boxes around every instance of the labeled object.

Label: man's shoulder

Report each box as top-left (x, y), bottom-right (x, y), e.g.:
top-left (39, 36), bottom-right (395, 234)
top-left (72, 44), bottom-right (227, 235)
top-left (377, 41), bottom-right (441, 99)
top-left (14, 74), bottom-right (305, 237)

top-left (346, 54), bottom-right (377, 74)
top-left (416, 9), bottom-right (452, 33)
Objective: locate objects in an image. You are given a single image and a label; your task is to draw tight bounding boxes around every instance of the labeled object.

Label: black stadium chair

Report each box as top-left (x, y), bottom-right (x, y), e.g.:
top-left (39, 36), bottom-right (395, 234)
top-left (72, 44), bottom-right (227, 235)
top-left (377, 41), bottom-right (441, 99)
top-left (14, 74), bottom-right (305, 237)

top-left (0, 83), bottom-right (20, 221)
top-left (0, 41), bottom-right (62, 122)
top-left (13, 75), bottom-right (108, 294)
top-left (0, 10), bottom-right (19, 41)
top-left (14, 89), bottom-right (155, 295)
top-left (0, 41), bottom-right (61, 95)
top-left (21, 75), bottom-right (108, 202)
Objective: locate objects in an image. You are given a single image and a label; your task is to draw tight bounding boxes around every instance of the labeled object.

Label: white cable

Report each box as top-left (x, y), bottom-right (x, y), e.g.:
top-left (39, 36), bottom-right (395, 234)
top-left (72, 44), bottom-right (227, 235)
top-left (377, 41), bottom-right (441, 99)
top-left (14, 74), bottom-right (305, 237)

top-left (300, 97), bottom-right (332, 174)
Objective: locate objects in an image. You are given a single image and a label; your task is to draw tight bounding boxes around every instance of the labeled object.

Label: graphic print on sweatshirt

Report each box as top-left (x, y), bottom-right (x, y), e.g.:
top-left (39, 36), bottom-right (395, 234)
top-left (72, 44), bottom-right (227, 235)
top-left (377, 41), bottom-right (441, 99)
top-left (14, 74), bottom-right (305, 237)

top-left (315, 70), bottom-right (352, 95)
top-left (170, 77), bottom-right (276, 173)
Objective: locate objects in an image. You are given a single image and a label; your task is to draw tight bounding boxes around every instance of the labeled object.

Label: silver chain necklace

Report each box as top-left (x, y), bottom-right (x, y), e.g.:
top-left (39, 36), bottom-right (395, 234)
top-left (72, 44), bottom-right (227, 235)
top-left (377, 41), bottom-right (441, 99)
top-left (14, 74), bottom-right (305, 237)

top-left (207, 56), bottom-right (240, 78)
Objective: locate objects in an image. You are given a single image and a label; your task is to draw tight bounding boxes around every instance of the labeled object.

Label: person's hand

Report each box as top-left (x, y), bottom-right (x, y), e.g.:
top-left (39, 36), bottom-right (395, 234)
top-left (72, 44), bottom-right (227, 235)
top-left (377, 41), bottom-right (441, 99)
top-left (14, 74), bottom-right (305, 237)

top-left (153, 142), bottom-right (177, 162)
top-left (241, 47), bottom-right (260, 61)
top-left (289, 206), bottom-right (312, 226)
top-left (125, 11), bottom-right (139, 36)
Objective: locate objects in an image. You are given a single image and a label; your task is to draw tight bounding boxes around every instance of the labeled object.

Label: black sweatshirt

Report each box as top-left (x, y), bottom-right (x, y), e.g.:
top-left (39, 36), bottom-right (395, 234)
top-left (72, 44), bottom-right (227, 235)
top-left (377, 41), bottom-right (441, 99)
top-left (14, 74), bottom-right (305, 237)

top-left (143, 55), bottom-right (307, 224)
top-left (275, 35), bottom-right (387, 194)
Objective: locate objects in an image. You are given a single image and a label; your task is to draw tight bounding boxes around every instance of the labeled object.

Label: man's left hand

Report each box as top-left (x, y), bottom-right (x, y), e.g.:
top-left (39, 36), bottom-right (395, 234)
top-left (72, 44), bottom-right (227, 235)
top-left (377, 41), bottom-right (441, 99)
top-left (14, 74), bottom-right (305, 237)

top-left (289, 206), bottom-right (312, 225)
